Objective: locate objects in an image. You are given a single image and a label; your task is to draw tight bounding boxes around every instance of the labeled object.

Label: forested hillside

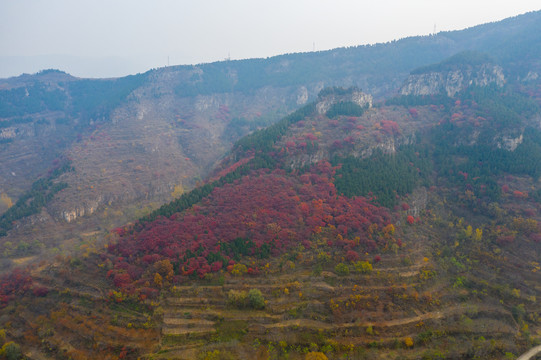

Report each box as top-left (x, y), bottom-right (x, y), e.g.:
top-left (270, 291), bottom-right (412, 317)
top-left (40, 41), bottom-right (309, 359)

top-left (1, 11), bottom-right (541, 260)
top-left (1, 10), bottom-right (541, 360)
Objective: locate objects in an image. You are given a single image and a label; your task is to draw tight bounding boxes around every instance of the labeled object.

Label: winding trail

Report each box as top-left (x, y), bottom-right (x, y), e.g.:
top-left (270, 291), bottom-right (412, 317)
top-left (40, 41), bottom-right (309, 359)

top-left (263, 305), bottom-right (477, 330)
top-left (517, 345), bottom-right (541, 360)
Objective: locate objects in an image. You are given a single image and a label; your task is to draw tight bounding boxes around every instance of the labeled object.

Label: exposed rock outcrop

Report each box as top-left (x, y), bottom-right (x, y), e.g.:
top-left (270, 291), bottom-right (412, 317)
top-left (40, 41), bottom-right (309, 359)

top-left (400, 63), bottom-right (504, 97)
top-left (496, 134), bottom-right (524, 151)
top-left (316, 90), bottom-right (372, 115)
top-left (0, 128), bottom-right (16, 139)
top-left (60, 200), bottom-right (100, 223)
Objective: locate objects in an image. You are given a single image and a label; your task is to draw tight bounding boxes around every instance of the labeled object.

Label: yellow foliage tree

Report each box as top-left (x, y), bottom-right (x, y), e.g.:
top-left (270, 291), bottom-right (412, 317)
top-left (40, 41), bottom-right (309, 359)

top-left (0, 193), bottom-right (13, 209)
top-left (474, 228), bottom-right (483, 241)
top-left (305, 352), bottom-right (328, 360)
top-left (383, 223), bottom-right (395, 236)
top-left (154, 259), bottom-right (174, 281)
top-left (231, 263), bottom-right (248, 276)
top-left (404, 337), bottom-right (414, 348)
top-left (203, 350), bottom-right (222, 360)
top-left (171, 183), bottom-right (184, 198)
top-left (154, 273), bottom-right (163, 288)
top-left (512, 217), bottom-right (538, 234)
top-left (353, 260), bottom-right (372, 274)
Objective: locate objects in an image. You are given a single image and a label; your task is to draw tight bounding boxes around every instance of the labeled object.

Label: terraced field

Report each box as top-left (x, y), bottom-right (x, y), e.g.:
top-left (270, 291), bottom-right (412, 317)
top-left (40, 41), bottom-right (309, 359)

top-left (147, 247), bottom-right (524, 359)
top-left (4, 203), bottom-right (535, 360)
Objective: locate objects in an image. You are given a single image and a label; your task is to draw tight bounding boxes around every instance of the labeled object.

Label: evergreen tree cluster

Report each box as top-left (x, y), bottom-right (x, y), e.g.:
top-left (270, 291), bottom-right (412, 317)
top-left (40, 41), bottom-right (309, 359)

top-left (460, 85), bottom-right (539, 129)
top-left (433, 127), bottom-right (541, 202)
top-left (317, 86), bottom-right (361, 98)
top-left (67, 73), bottom-right (147, 120)
top-left (137, 152), bottom-right (279, 227)
top-left (233, 102), bottom-right (316, 154)
top-left (333, 146), bottom-right (431, 208)
top-left (326, 101), bottom-right (366, 119)
top-left (410, 50), bottom-right (494, 75)
top-left (219, 237), bottom-right (270, 261)
top-left (384, 94), bottom-right (453, 109)
top-left (0, 162), bottom-right (73, 236)
top-left (429, 84), bottom-right (541, 203)
top-left (0, 84), bottom-right (67, 118)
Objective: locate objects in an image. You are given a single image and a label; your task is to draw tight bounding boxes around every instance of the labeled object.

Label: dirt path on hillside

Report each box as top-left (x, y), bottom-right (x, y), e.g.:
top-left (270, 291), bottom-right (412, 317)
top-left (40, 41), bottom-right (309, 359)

top-left (263, 305), bottom-right (508, 331)
top-left (517, 345), bottom-right (541, 360)
top-left (264, 305), bottom-right (465, 330)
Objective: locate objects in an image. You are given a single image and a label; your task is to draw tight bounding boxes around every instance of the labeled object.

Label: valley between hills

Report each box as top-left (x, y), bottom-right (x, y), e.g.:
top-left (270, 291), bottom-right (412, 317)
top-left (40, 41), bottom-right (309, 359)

top-left (1, 10), bottom-right (541, 360)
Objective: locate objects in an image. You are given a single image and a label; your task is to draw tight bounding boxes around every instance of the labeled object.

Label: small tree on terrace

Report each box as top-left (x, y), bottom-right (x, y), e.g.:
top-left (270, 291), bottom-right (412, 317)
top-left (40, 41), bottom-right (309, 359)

top-left (335, 263), bottom-right (350, 276)
top-left (248, 288), bottom-right (265, 309)
top-left (228, 288), bottom-right (265, 309)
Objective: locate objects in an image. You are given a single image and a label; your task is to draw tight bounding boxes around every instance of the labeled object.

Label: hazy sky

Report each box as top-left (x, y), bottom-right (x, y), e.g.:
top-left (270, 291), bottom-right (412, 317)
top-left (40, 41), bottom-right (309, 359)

top-left (1, 0), bottom-right (540, 78)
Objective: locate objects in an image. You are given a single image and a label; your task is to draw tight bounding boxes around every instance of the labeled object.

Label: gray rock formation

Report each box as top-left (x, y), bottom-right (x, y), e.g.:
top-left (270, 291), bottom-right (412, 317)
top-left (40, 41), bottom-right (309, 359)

top-left (400, 64), bottom-right (505, 97)
top-left (316, 90), bottom-right (372, 115)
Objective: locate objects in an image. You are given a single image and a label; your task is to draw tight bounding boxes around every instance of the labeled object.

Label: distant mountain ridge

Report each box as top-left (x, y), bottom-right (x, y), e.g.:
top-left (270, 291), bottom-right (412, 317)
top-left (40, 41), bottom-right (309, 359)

top-left (0, 9), bottom-right (541, 261)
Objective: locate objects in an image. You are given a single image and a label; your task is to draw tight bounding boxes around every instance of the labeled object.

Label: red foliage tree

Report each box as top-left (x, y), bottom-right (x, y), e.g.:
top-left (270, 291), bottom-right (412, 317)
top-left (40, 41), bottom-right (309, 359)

top-left (346, 250), bottom-right (360, 263)
top-left (0, 269), bottom-right (32, 307)
top-left (380, 120), bottom-right (400, 136)
top-left (106, 163), bottom-right (394, 295)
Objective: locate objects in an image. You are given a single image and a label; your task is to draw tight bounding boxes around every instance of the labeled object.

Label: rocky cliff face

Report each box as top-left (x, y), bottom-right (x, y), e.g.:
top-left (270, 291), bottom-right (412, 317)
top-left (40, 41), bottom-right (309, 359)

top-left (316, 90), bottom-right (373, 114)
top-left (281, 94), bottom-right (421, 170)
top-left (400, 63), bottom-right (505, 97)
top-left (58, 197), bottom-right (101, 223)
top-left (285, 134), bottom-right (415, 170)
top-left (0, 112), bottom-right (71, 204)
top-left (496, 133), bottom-right (524, 151)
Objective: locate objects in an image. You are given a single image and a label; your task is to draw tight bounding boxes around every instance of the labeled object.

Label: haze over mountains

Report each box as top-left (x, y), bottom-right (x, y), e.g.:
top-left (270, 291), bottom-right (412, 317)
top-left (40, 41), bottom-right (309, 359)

top-left (1, 10), bottom-right (541, 359)
top-left (1, 10), bottom-right (540, 248)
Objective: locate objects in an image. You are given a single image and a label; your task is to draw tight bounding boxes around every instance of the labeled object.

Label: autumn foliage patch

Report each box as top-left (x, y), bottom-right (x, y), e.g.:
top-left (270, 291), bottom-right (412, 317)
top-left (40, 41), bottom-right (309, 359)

top-left (106, 162), bottom-right (394, 296)
top-left (0, 269), bottom-right (32, 307)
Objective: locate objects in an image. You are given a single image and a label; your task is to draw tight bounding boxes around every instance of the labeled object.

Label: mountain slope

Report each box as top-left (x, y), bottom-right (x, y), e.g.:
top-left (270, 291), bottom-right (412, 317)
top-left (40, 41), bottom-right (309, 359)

top-left (109, 66), bottom-right (541, 358)
top-left (3, 57), bottom-right (541, 357)
top-left (2, 11), bottom-right (541, 261)
top-left (2, 12), bottom-right (541, 359)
